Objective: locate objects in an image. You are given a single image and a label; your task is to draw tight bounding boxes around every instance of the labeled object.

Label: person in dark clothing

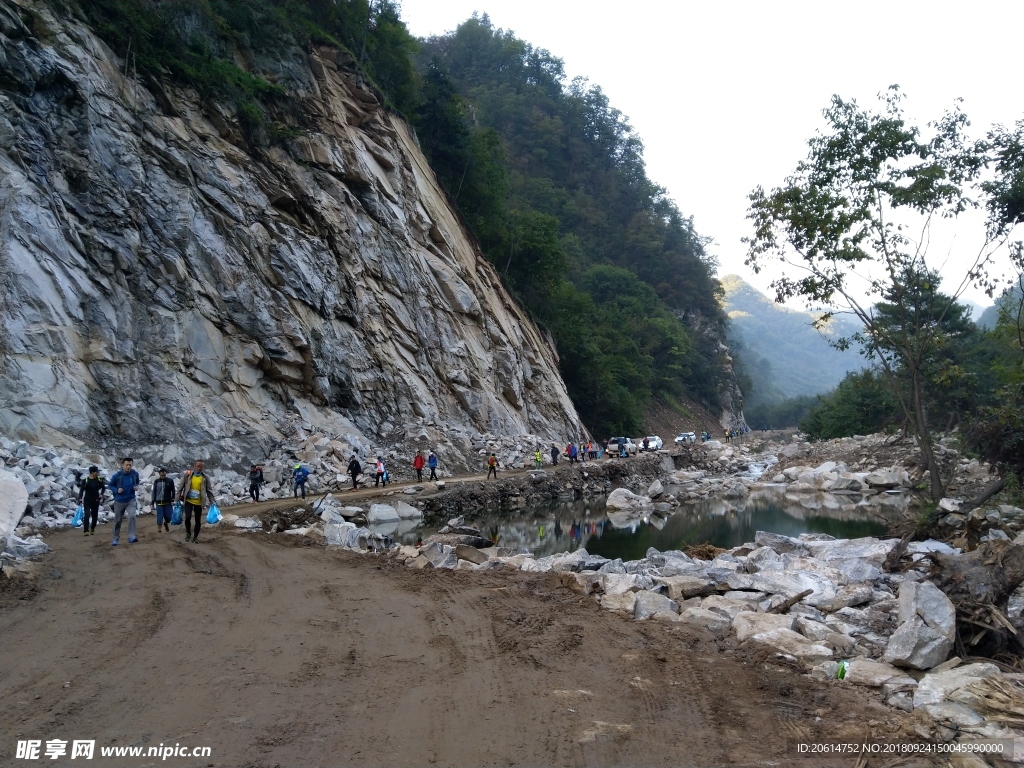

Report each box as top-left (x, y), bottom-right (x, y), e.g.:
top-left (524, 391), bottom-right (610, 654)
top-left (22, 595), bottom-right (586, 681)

top-left (248, 465), bottom-right (264, 503)
top-left (77, 465), bottom-right (105, 535)
top-left (347, 455), bottom-right (361, 491)
top-left (427, 451), bottom-right (439, 481)
top-left (151, 468), bottom-right (176, 533)
top-left (550, 443), bottom-right (559, 465)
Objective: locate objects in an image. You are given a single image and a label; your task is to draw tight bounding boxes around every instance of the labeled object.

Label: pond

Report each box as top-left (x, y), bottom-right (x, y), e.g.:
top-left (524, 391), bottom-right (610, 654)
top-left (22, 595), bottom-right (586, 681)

top-left (390, 486), bottom-right (906, 559)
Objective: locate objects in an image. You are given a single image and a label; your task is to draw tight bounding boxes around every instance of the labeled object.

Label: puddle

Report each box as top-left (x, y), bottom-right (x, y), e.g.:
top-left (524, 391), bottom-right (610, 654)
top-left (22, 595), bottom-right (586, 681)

top-left (399, 486), bottom-right (904, 558)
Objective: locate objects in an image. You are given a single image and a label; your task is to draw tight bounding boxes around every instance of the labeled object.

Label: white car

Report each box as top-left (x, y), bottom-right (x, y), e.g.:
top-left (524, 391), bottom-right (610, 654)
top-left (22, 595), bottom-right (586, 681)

top-left (641, 436), bottom-right (663, 451)
top-left (675, 432), bottom-right (696, 444)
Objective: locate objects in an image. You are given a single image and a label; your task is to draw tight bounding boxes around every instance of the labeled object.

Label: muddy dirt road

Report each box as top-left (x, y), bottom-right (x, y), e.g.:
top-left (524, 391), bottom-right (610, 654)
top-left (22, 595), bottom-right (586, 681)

top-left (1, 528), bottom-right (938, 767)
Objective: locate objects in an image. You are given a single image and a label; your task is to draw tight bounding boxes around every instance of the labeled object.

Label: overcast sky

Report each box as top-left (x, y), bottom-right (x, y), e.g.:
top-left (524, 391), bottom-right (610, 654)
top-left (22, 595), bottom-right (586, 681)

top-left (400, 0), bottom-right (1023, 309)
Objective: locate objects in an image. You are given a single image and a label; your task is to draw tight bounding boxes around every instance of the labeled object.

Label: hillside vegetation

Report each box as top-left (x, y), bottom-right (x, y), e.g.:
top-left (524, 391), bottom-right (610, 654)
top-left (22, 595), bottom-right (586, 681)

top-left (721, 275), bottom-right (862, 404)
top-left (79, 2), bottom-right (730, 437)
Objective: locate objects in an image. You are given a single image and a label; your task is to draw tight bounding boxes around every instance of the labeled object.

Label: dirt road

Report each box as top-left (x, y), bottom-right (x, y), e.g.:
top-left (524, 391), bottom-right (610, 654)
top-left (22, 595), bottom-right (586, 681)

top-left (1, 528), bottom-right (938, 767)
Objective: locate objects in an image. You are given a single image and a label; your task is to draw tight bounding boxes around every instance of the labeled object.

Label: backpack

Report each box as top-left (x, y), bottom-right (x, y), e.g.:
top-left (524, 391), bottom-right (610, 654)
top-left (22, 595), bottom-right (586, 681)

top-left (488, 456), bottom-right (497, 467)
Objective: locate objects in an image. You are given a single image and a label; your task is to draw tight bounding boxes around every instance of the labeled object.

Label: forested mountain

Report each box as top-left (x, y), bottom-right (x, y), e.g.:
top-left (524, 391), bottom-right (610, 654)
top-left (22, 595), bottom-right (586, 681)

top-left (721, 275), bottom-right (862, 403)
top-left (410, 16), bottom-right (730, 434)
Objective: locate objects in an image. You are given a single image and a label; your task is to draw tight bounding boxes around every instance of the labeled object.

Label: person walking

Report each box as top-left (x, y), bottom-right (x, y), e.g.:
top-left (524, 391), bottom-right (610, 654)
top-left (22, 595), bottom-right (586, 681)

top-left (292, 463), bottom-right (310, 499)
top-left (427, 451), bottom-right (439, 481)
top-left (550, 443), bottom-right (559, 465)
top-left (248, 465), bottom-right (264, 503)
top-left (579, 443), bottom-right (587, 464)
top-left (151, 468), bottom-right (176, 533)
top-left (178, 459), bottom-right (214, 543)
top-left (347, 455), bottom-right (362, 491)
top-left (77, 465), bottom-right (105, 536)
top-left (486, 453), bottom-right (499, 479)
top-left (108, 457), bottom-right (141, 546)
top-left (534, 449), bottom-right (543, 469)
top-left (374, 457), bottom-right (387, 487)
top-left (412, 451), bottom-right (425, 482)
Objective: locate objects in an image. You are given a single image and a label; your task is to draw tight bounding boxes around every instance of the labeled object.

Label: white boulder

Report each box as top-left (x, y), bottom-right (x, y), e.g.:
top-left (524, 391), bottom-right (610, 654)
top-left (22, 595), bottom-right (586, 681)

top-left (883, 581), bottom-right (956, 670)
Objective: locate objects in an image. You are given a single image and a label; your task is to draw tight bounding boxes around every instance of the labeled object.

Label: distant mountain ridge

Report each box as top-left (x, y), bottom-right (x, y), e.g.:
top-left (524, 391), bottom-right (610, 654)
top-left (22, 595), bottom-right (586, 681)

top-left (722, 275), bottom-right (864, 403)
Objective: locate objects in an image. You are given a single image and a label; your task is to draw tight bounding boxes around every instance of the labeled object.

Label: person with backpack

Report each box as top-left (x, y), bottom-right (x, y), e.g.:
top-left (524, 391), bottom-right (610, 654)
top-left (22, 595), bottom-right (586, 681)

top-left (347, 455), bottom-right (362, 491)
top-left (292, 463), bottom-right (310, 499)
top-left (486, 453), bottom-right (499, 479)
top-left (77, 465), bottom-right (105, 536)
top-left (374, 457), bottom-right (387, 487)
top-left (412, 451), bottom-right (425, 482)
top-left (248, 465), bottom-right (264, 503)
top-left (108, 457), bottom-right (141, 546)
top-left (427, 451), bottom-right (439, 481)
top-left (178, 459), bottom-right (214, 543)
top-left (151, 468), bottom-right (176, 533)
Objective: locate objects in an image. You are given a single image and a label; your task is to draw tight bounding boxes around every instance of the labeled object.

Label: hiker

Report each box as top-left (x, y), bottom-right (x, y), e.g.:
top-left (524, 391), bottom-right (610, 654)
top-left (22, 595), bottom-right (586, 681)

top-left (108, 457), bottom-right (141, 546)
top-left (76, 465), bottom-right (104, 536)
top-left (151, 468), bottom-right (176, 533)
top-left (292, 463), bottom-right (310, 499)
top-left (566, 443), bottom-right (576, 463)
top-left (374, 457), bottom-right (387, 487)
top-left (579, 443), bottom-right (587, 464)
top-left (413, 450), bottom-right (425, 482)
top-left (248, 465), bottom-right (264, 503)
top-left (178, 459), bottom-right (214, 543)
top-left (642, 436), bottom-right (649, 452)
top-left (427, 451), bottom-right (439, 481)
top-left (534, 449), bottom-right (543, 469)
top-left (486, 452), bottom-right (498, 479)
top-left (550, 443), bottom-right (559, 465)
top-left (347, 455), bottom-right (361, 491)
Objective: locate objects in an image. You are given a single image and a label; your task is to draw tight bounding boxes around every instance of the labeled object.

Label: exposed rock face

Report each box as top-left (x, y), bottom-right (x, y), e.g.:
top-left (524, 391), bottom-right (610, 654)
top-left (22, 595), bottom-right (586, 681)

top-left (0, 1), bottom-right (581, 466)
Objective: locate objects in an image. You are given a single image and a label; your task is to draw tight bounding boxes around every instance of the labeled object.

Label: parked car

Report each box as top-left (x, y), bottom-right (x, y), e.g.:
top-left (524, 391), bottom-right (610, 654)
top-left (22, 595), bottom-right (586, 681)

top-left (608, 437), bottom-right (638, 456)
top-left (675, 432), bottom-right (696, 444)
top-left (641, 436), bottom-right (663, 451)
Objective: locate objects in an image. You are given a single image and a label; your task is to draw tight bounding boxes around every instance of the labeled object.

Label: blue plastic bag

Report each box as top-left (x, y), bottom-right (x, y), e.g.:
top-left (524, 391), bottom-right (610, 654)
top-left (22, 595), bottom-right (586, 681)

top-left (206, 504), bottom-right (222, 525)
top-left (72, 505), bottom-right (84, 527)
top-left (171, 502), bottom-right (183, 526)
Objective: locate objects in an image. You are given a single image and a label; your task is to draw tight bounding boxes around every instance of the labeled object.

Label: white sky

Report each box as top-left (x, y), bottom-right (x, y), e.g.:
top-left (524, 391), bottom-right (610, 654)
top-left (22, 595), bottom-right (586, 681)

top-left (400, 0), bottom-right (1024, 309)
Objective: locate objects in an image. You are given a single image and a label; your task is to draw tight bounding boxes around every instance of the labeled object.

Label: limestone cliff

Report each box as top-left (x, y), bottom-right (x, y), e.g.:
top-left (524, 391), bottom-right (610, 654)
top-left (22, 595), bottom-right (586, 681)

top-left (0, 0), bottom-right (583, 467)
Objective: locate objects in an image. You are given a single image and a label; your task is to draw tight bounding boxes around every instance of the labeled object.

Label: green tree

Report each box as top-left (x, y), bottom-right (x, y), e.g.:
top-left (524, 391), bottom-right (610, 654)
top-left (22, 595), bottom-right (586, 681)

top-left (745, 88), bottom-right (1021, 500)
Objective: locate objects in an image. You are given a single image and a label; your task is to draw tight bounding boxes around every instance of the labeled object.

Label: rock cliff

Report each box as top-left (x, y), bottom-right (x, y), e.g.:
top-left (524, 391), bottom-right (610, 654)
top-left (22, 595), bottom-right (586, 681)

top-left (0, 0), bottom-right (582, 468)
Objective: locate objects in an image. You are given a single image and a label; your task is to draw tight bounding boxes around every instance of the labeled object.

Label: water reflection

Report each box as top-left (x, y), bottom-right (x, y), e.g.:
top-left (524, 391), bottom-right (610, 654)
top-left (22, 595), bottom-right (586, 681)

top-left (403, 486), bottom-right (905, 559)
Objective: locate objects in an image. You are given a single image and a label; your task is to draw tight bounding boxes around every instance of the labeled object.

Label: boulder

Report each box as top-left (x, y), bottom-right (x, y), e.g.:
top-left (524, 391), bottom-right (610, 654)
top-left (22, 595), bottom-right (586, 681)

top-left (728, 569), bottom-right (838, 608)
top-left (633, 590), bottom-right (679, 619)
top-left (233, 517), bottom-right (262, 529)
top-left (653, 575), bottom-right (714, 600)
top-left (753, 531), bottom-right (809, 555)
top-left (324, 519), bottom-right (369, 550)
top-left (678, 607), bottom-right (732, 635)
top-left (421, 542), bottom-right (458, 569)
top-left (606, 488), bottom-right (650, 511)
top-left (883, 581), bottom-right (956, 670)
top-left (795, 617), bottom-right (831, 642)
top-left (392, 500), bottom-right (423, 520)
top-left (831, 475), bottom-right (863, 492)
top-left (913, 663), bottom-right (1001, 709)
top-left (454, 544), bottom-right (490, 565)
top-left (864, 467), bottom-right (908, 488)
top-left (746, 547), bottom-right (783, 572)
top-left (601, 592), bottom-right (637, 614)
top-left (732, 611), bottom-right (795, 642)
top-left (647, 480), bottom-right (664, 499)
top-left (701, 595), bottom-right (759, 620)
top-left (748, 628), bottom-right (834, 662)
top-left (601, 574), bottom-right (643, 596)
top-left (0, 468), bottom-right (29, 542)
top-left (842, 659), bottom-right (915, 688)
top-left (367, 504), bottom-right (400, 523)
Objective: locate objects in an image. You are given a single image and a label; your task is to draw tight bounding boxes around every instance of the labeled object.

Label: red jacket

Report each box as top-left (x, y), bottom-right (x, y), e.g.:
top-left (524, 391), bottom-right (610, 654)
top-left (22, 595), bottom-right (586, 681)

top-left (413, 455), bottom-right (425, 470)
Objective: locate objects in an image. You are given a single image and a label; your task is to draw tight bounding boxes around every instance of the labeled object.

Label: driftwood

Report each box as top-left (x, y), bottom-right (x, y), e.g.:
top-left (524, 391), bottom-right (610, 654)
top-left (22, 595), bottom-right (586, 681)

top-left (767, 589), bottom-right (813, 614)
top-left (883, 531), bottom-right (915, 572)
top-left (933, 541), bottom-right (1024, 660)
top-left (966, 476), bottom-right (1007, 511)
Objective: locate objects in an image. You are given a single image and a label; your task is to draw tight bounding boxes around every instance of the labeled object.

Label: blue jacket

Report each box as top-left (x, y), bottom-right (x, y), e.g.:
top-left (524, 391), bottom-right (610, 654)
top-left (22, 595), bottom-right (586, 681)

top-left (428, 454), bottom-right (437, 468)
top-left (109, 469), bottom-right (141, 503)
